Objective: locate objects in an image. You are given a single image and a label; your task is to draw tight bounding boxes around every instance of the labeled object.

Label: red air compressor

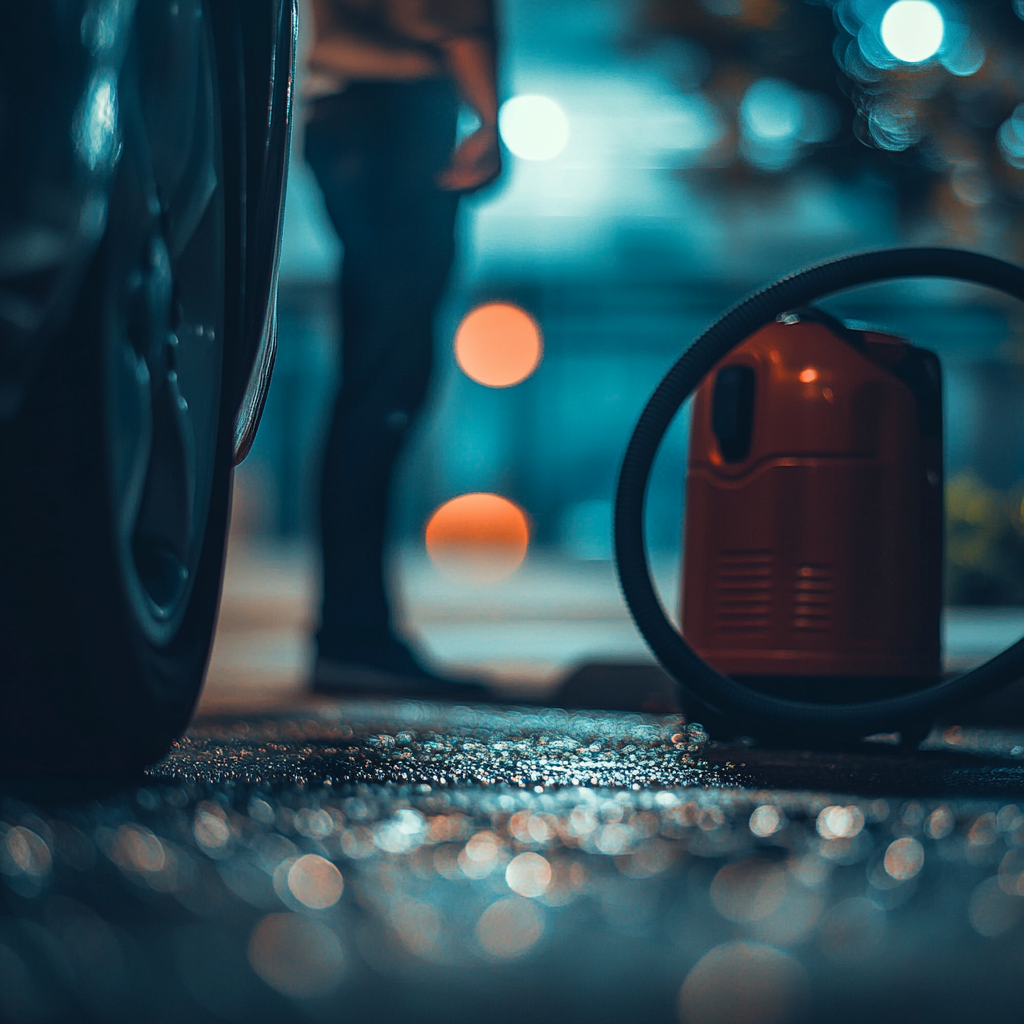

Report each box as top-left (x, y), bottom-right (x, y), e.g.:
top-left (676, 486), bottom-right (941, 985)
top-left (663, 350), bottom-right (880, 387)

top-left (615, 248), bottom-right (1024, 742)
top-left (681, 309), bottom-right (943, 701)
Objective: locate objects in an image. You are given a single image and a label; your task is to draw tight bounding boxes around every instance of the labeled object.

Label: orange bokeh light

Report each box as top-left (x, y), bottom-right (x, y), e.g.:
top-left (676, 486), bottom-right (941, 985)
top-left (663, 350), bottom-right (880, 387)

top-left (799, 367), bottom-right (819, 383)
top-left (454, 303), bottom-right (543, 388)
top-left (425, 493), bottom-right (530, 578)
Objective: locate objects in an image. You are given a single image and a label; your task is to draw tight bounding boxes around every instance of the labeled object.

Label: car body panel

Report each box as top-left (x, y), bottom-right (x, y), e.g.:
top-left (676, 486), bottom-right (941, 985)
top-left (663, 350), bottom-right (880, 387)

top-left (0, 0), bottom-right (294, 460)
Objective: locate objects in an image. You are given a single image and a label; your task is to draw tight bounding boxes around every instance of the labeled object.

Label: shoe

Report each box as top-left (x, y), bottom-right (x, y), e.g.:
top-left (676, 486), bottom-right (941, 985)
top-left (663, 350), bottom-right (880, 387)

top-left (312, 636), bottom-right (491, 702)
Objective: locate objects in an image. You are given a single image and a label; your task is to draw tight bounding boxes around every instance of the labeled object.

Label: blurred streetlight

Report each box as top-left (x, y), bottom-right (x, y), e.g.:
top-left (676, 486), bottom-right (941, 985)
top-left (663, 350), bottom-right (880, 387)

top-left (880, 1), bottom-right (945, 64)
top-left (498, 95), bottom-right (569, 160)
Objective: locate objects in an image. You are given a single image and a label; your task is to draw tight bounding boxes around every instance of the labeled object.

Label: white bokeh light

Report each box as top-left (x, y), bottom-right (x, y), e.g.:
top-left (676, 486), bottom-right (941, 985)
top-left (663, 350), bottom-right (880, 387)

top-left (880, 1), bottom-right (945, 63)
top-left (498, 95), bottom-right (569, 160)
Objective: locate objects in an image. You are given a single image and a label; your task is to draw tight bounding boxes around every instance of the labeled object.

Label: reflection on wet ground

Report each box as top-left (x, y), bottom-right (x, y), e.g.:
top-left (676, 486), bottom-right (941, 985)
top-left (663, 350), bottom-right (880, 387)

top-left (154, 702), bottom-right (714, 788)
top-left (2, 701), bottom-right (1023, 1023)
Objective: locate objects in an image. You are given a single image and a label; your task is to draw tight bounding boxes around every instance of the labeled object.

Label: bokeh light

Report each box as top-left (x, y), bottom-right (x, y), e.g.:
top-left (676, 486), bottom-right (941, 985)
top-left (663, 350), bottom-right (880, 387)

top-left (286, 854), bottom-right (343, 909)
top-left (454, 303), bottom-right (543, 388)
top-left (247, 913), bottom-right (344, 997)
top-left (968, 876), bottom-right (1023, 937)
top-left (192, 803), bottom-right (230, 854)
top-left (880, 1), bottom-right (945, 63)
top-left (710, 859), bottom-right (787, 923)
top-left (748, 805), bottom-right (785, 838)
top-left (817, 805), bottom-right (865, 840)
top-left (374, 807), bottom-right (427, 854)
top-left (883, 837), bottom-right (925, 881)
top-left (3, 827), bottom-right (52, 878)
top-left (110, 824), bottom-right (165, 874)
top-left (999, 848), bottom-right (1024, 897)
top-left (924, 805), bottom-right (955, 840)
top-left (459, 830), bottom-right (502, 879)
top-left (738, 78), bottom-right (838, 171)
top-left (425, 493), bottom-right (530, 579)
top-left (741, 78), bottom-right (804, 141)
top-left (498, 95), bottom-right (569, 160)
top-left (998, 104), bottom-right (1024, 169)
top-left (678, 942), bottom-right (808, 1024)
top-left (506, 810), bottom-right (556, 845)
top-left (476, 896), bottom-right (545, 958)
top-left (505, 852), bottom-right (552, 898)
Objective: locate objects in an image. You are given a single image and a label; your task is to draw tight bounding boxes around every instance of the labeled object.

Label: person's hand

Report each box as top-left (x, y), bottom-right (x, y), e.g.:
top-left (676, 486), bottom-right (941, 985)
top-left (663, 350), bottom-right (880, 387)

top-left (437, 125), bottom-right (501, 193)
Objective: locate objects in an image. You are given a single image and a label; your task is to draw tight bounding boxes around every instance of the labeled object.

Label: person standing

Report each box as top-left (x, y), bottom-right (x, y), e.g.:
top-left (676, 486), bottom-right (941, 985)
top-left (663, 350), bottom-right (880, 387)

top-left (304, 0), bottom-right (501, 696)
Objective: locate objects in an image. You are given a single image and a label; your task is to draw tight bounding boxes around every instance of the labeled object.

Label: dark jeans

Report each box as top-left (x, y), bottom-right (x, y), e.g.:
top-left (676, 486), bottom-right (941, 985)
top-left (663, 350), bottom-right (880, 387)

top-left (305, 80), bottom-right (460, 652)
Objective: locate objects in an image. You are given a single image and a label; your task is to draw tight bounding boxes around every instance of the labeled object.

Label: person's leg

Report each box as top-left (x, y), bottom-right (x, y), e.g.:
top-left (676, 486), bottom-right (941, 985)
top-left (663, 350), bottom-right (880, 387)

top-left (305, 82), bottom-right (476, 689)
top-left (305, 88), bottom-right (394, 641)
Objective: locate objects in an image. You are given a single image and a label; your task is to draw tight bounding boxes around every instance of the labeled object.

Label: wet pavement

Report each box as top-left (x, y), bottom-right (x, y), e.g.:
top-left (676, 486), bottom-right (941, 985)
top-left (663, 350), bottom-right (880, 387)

top-left (2, 699), bottom-right (1024, 1024)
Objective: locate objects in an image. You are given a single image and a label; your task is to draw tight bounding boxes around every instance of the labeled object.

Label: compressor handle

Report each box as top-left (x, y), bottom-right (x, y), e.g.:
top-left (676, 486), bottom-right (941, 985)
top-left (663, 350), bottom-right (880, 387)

top-left (614, 247), bottom-right (1024, 740)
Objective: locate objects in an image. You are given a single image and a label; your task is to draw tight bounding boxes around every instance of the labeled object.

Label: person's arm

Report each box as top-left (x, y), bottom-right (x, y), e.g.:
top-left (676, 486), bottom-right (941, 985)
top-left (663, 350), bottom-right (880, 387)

top-left (441, 33), bottom-right (497, 127)
top-left (435, 11), bottom-right (501, 192)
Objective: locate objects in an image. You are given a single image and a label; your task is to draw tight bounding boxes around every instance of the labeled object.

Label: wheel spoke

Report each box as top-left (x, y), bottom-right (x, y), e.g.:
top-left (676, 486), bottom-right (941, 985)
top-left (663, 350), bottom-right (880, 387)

top-left (135, 0), bottom-right (217, 261)
top-left (110, 341), bottom-right (153, 547)
top-left (105, 0), bottom-right (223, 638)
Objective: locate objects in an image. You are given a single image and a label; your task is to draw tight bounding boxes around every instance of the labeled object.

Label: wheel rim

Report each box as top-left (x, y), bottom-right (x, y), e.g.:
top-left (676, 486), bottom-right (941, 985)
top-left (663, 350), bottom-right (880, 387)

top-left (105, 0), bottom-right (224, 646)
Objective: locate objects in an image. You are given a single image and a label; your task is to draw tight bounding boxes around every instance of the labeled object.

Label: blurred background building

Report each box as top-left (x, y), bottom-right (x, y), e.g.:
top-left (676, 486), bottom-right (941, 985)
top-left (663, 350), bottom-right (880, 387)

top-left (208, 0), bottom-right (1024, 706)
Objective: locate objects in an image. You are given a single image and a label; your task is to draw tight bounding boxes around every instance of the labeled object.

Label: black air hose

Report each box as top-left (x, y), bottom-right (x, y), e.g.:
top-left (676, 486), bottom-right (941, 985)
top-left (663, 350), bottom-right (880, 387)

top-left (614, 247), bottom-right (1024, 740)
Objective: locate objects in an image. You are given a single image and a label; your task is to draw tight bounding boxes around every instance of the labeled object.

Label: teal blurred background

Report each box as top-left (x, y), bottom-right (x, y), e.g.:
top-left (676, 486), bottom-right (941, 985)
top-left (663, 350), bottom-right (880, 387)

top-left (208, 0), bottom-right (1024, 705)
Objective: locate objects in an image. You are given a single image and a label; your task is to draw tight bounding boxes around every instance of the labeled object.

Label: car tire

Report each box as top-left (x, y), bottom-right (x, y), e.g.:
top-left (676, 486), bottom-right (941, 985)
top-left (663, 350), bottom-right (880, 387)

top-left (0, 0), bottom-right (234, 780)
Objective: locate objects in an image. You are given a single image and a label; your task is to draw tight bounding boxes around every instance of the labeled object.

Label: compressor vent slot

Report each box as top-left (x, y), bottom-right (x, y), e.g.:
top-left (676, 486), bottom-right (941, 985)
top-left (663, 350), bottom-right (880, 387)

top-left (714, 551), bottom-right (772, 633)
top-left (793, 566), bottom-right (834, 631)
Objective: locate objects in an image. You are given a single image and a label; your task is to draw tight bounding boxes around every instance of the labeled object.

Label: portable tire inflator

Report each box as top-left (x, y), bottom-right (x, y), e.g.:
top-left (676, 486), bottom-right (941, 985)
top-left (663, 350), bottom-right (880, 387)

top-left (614, 248), bottom-right (1024, 744)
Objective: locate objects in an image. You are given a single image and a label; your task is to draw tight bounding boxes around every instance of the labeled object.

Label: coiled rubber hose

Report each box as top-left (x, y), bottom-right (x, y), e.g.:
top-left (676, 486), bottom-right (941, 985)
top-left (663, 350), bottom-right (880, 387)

top-left (614, 248), bottom-right (1024, 740)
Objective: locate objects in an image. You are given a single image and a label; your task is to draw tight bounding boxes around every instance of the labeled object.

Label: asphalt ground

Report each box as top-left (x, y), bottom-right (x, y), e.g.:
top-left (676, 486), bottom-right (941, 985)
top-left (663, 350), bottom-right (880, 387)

top-left (2, 698), bottom-right (1023, 1024)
